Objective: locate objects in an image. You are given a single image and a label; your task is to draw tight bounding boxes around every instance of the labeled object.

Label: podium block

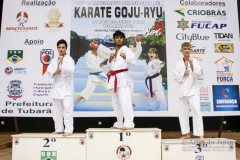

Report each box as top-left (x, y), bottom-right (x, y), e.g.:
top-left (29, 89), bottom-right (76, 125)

top-left (162, 138), bottom-right (236, 160)
top-left (86, 128), bottom-right (161, 160)
top-left (12, 133), bottom-right (86, 160)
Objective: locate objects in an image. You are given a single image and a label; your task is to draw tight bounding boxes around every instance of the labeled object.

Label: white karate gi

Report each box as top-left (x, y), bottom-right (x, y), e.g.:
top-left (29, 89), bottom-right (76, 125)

top-left (107, 46), bottom-right (136, 128)
top-left (174, 58), bottom-right (204, 136)
top-left (146, 59), bottom-right (167, 110)
top-left (80, 51), bottom-right (108, 100)
top-left (47, 54), bottom-right (75, 133)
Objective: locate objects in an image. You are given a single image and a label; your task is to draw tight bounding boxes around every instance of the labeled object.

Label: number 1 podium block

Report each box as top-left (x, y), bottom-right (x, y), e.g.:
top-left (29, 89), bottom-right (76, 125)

top-left (12, 133), bottom-right (86, 160)
top-left (162, 138), bottom-right (236, 160)
top-left (86, 128), bottom-right (161, 160)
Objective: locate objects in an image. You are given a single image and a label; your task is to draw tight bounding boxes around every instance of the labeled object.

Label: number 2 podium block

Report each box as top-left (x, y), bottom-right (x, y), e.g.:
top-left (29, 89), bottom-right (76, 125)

top-left (162, 138), bottom-right (236, 160)
top-left (86, 128), bottom-right (161, 160)
top-left (12, 133), bottom-right (86, 160)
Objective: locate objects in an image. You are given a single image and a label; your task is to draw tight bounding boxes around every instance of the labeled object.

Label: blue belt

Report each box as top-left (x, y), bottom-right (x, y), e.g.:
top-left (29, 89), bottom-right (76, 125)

top-left (89, 71), bottom-right (107, 82)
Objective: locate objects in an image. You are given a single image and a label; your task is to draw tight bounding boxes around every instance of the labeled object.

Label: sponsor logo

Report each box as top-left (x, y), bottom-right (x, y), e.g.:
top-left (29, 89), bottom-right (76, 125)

top-left (212, 85), bottom-right (240, 111)
top-left (22, 0), bottom-right (57, 6)
top-left (5, 67), bottom-right (26, 75)
top-left (40, 49), bottom-right (54, 75)
top-left (45, 8), bottom-right (63, 31)
top-left (33, 83), bottom-right (53, 97)
top-left (196, 155), bottom-right (204, 160)
top-left (24, 39), bottom-right (44, 45)
top-left (214, 33), bottom-right (233, 42)
top-left (180, 0), bottom-right (226, 7)
top-left (14, 68), bottom-right (27, 74)
top-left (191, 21), bottom-right (227, 29)
top-left (199, 87), bottom-right (209, 101)
top-left (215, 57), bottom-right (233, 83)
top-left (214, 43), bottom-right (234, 53)
top-left (200, 102), bottom-right (211, 111)
top-left (176, 33), bottom-right (209, 42)
top-left (41, 151), bottom-right (57, 160)
top-left (175, 8), bottom-right (226, 17)
top-left (177, 18), bottom-right (189, 31)
top-left (7, 50), bottom-right (23, 64)
top-left (7, 80), bottom-right (24, 100)
top-left (190, 45), bottom-right (206, 54)
top-left (5, 12), bottom-right (38, 32)
top-left (5, 67), bottom-right (13, 75)
top-left (116, 145), bottom-right (132, 160)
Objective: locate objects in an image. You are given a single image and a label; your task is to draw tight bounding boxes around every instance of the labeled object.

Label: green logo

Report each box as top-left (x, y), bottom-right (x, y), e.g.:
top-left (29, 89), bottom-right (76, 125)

top-left (41, 151), bottom-right (57, 160)
top-left (7, 50), bottom-right (23, 64)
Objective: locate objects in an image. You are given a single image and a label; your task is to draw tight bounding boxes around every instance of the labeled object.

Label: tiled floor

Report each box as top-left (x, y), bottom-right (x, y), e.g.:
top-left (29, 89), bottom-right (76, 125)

top-left (1, 131), bottom-right (240, 160)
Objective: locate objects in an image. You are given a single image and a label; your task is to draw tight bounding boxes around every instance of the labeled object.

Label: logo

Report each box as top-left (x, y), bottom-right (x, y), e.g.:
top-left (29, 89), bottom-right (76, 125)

top-left (88, 132), bottom-right (94, 139)
top-left (6, 11), bottom-right (38, 32)
top-left (175, 8), bottom-right (226, 17)
top-left (215, 57), bottom-right (233, 83)
top-left (174, 8), bottom-right (185, 16)
top-left (16, 11), bottom-right (28, 27)
top-left (5, 67), bottom-right (13, 75)
top-left (180, 0), bottom-right (226, 7)
top-left (191, 21), bottom-right (227, 29)
top-left (215, 43), bottom-right (234, 53)
top-left (116, 145), bottom-right (132, 160)
top-left (214, 33), bottom-right (233, 41)
top-left (177, 18), bottom-right (189, 31)
top-left (45, 8), bottom-right (63, 31)
top-left (199, 87), bottom-right (209, 101)
top-left (14, 138), bottom-right (20, 145)
top-left (221, 88), bottom-right (230, 98)
top-left (154, 132), bottom-right (160, 139)
top-left (40, 49), bottom-right (54, 75)
top-left (212, 85), bottom-right (240, 111)
top-left (176, 33), bottom-right (209, 42)
top-left (41, 151), bottom-right (57, 160)
top-left (22, 0), bottom-right (57, 6)
top-left (14, 68), bottom-right (27, 74)
top-left (24, 39), bottom-right (44, 45)
top-left (190, 45), bottom-right (206, 54)
top-left (164, 145), bottom-right (170, 151)
top-left (7, 80), bottom-right (24, 100)
top-left (7, 50), bottom-right (23, 64)
top-left (195, 155), bottom-right (204, 160)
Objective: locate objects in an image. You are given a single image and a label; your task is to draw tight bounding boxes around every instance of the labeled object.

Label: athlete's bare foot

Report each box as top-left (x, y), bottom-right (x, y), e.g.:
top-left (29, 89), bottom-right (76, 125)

top-left (199, 136), bottom-right (205, 143)
top-left (120, 127), bottom-right (134, 131)
top-left (63, 132), bottom-right (72, 137)
top-left (52, 132), bottom-right (63, 134)
top-left (179, 133), bottom-right (190, 140)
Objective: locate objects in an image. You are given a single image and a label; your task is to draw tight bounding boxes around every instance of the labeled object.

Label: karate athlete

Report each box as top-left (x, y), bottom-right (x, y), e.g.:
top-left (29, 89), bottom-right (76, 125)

top-left (174, 42), bottom-right (204, 142)
top-left (145, 48), bottom-right (167, 110)
top-left (74, 42), bottom-right (108, 105)
top-left (47, 39), bottom-right (75, 137)
top-left (107, 30), bottom-right (136, 130)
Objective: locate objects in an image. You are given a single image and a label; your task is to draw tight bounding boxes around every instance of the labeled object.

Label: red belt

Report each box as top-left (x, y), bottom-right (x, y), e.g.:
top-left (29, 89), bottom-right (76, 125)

top-left (107, 69), bottom-right (128, 92)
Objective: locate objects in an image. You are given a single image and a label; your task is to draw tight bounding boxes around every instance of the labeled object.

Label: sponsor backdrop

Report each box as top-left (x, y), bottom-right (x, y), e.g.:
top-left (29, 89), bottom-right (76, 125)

top-left (0, 0), bottom-right (239, 117)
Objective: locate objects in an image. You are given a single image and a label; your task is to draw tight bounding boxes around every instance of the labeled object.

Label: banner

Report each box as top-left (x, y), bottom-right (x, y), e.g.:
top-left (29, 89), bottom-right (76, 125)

top-left (0, 0), bottom-right (239, 117)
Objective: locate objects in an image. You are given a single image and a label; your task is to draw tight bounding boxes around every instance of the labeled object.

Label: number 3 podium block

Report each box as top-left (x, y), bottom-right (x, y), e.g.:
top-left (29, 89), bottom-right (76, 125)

top-left (162, 138), bottom-right (236, 160)
top-left (12, 133), bottom-right (86, 160)
top-left (86, 128), bottom-right (161, 160)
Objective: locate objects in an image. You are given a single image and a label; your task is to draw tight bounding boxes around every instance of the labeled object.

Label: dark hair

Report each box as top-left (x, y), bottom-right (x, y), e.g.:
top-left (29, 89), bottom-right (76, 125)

top-left (57, 39), bottom-right (68, 48)
top-left (113, 30), bottom-right (125, 39)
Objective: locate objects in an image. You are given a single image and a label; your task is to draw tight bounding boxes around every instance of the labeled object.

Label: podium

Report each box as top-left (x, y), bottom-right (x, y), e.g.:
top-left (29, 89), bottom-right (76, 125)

top-left (162, 138), bottom-right (236, 160)
top-left (12, 133), bottom-right (86, 160)
top-left (86, 128), bottom-right (162, 160)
